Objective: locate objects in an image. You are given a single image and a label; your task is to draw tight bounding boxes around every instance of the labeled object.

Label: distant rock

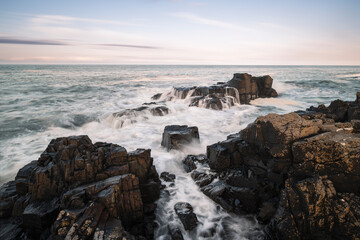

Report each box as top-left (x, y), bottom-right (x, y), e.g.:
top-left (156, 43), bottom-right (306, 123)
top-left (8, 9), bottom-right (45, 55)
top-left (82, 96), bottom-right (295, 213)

top-left (0, 135), bottom-right (161, 239)
top-left (227, 73), bottom-right (278, 104)
top-left (174, 202), bottom-right (198, 231)
top-left (110, 104), bottom-right (169, 128)
top-left (151, 73), bottom-right (278, 110)
top-left (161, 125), bottom-right (200, 151)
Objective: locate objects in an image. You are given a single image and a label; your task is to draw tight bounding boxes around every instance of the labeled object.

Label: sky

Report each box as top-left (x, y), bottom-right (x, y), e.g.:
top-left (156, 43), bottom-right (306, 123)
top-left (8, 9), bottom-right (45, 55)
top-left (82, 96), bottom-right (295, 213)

top-left (0, 0), bottom-right (359, 65)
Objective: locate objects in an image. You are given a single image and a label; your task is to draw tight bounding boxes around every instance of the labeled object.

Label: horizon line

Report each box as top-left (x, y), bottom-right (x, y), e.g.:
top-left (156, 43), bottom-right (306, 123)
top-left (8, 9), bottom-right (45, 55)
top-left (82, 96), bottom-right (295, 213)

top-left (0, 63), bottom-right (360, 67)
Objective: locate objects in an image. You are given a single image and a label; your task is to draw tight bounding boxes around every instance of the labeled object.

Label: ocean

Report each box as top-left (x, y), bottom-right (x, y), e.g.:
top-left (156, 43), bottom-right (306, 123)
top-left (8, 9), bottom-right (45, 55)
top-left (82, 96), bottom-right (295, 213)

top-left (1, 65), bottom-right (359, 239)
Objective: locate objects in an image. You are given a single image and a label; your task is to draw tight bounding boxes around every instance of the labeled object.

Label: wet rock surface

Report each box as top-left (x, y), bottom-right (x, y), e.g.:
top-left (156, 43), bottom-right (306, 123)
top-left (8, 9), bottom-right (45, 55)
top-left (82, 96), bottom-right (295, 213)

top-left (111, 104), bottom-right (170, 128)
top-left (0, 135), bottom-right (161, 239)
top-left (187, 92), bottom-right (360, 239)
top-left (152, 73), bottom-right (278, 110)
top-left (174, 202), bottom-right (198, 231)
top-left (161, 125), bottom-right (200, 151)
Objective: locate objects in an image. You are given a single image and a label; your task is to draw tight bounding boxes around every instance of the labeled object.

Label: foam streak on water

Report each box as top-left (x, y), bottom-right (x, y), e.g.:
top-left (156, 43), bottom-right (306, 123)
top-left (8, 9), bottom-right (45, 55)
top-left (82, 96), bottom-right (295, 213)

top-left (0, 65), bottom-right (359, 239)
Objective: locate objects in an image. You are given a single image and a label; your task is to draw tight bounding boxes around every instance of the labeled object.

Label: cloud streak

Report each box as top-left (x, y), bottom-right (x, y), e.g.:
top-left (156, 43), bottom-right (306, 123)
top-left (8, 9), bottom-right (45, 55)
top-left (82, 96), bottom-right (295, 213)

top-left (172, 12), bottom-right (251, 31)
top-left (29, 14), bottom-right (142, 27)
top-left (0, 37), bottom-right (68, 45)
top-left (97, 43), bottom-right (160, 49)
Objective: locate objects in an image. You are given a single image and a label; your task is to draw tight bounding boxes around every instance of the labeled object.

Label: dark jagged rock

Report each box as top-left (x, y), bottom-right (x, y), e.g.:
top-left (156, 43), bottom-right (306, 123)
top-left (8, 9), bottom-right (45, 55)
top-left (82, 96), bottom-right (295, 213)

top-left (151, 93), bottom-right (162, 100)
top-left (306, 93), bottom-right (360, 122)
top-left (160, 172), bottom-right (176, 182)
top-left (15, 160), bottom-right (36, 196)
top-left (174, 202), bottom-right (198, 231)
top-left (228, 73), bottom-right (278, 104)
top-left (183, 154), bottom-right (207, 172)
top-left (168, 225), bottom-right (184, 240)
top-left (291, 131), bottom-right (360, 193)
top-left (352, 119), bottom-right (360, 133)
top-left (266, 176), bottom-right (360, 240)
top-left (241, 112), bottom-right (322, 158)
top-left (0, 135), bottom-right (161, 239)
top-left (153, 73), bottom-right (278, 110)
top-left (190, 92), bottom-right (360, 239)
top-left (161, 125), bottom-right (200, 151)
top-left (112, 105), bottom-right (169, 128)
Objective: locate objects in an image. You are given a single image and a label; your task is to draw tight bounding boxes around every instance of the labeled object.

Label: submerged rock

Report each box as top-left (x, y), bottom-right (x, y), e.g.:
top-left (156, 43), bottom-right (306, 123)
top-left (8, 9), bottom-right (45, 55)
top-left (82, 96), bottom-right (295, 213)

top-left (111, 105), bottom-right (170, 128)
top-left (0, 135), bottom-right (161, 239)
top-left (174, 202), bottom-right (198, 231)
top-left (161, 125), bottom-right (200, 151)
top-left (160, 172), bottom-right (176, 182)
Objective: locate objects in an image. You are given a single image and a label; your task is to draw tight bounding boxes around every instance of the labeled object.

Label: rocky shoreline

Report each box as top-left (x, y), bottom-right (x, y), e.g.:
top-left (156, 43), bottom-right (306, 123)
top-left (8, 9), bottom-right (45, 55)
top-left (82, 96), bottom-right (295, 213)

top-left (0, 73), bottom-right (359, 239)
top-left (182, 92), bottom-right (360, 239)
top-left (0, 136), bottom-right (161, 239)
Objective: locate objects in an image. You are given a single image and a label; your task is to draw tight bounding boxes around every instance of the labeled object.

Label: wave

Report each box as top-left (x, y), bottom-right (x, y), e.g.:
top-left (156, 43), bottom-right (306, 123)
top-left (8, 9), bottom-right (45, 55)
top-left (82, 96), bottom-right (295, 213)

top-left (336, 73), bottom-right (360, 78)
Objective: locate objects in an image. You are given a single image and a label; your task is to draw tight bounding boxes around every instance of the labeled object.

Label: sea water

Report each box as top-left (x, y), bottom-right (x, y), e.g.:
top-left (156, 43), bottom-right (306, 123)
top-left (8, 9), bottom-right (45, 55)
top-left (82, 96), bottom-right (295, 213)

top-left (0, 65), bottom-right (359, 239)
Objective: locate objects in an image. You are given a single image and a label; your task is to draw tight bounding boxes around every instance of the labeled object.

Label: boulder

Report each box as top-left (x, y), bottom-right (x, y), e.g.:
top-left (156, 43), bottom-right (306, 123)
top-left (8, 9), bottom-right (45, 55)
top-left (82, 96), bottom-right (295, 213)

top-left (241, 112), bottom-right (322, 158)
top-left (174, 202), bottom-right (198, 231)
top-left (183, 154), bottom-right (207, 172)
top-left (227, 73), bottom-right (278, 104)
top-left (22, 198), bottom-right (60, 236)
top-left (160, 172), bottom-right (176, 182)
top-left (161, 125), bottom-right (200, 151)
top-left (206, 136), bottom-right (246, 171)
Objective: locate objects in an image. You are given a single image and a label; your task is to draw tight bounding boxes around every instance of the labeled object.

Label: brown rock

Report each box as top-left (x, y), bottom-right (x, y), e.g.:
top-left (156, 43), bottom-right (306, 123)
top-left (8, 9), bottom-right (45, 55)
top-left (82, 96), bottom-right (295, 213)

top-left (292, 131), bottom-right (360, 193)
top-left (241, 112), bottom-right (322, 158)
top-left (267, 176), bottom-right (360, 240)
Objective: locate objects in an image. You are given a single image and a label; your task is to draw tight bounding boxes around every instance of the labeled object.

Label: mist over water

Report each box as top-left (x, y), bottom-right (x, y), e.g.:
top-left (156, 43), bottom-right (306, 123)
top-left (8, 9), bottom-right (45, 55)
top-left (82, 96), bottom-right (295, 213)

top-left (1, 65), bottom-right (359, 239)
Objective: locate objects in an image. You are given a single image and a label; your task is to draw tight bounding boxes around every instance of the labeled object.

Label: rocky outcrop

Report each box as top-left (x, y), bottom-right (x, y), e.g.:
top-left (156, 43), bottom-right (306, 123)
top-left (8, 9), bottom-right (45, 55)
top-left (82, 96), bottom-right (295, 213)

top-left (161, 125), bottom-right (200, 151)
top-left (227, 73), bottom-right (278, 104)
top-left (305, 94), bottom-right (360, 122)
top-left (0, 135), bottom-right (161, 239)
top-left (151, 73), bottom-right (278, 110)
top-left (110, 104), bottom-right (169, 128)
top-left (185, 92), bottom-right (360, 239)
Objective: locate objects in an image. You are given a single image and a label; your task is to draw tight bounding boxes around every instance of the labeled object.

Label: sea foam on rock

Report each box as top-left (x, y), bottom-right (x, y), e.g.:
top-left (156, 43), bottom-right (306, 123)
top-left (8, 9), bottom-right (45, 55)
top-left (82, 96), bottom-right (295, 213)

top-left (185, 92), bottom-right (360, 239)
top-left (0, 135), bottom-right (161, 240)
top-left (161, 125), bottom-right (200, 151)
top-left (152, 73), bottom-right (278, 110)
